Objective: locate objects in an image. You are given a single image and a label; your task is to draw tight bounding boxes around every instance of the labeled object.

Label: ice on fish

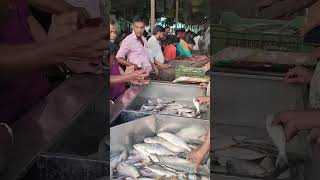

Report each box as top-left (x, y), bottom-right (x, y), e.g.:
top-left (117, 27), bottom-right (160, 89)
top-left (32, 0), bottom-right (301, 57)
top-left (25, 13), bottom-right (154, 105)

top-left (157, 132), bottom-right (191, 152)
top-left (266, 114), bottom-right (288, 168)
top-left (144, 136), bottom-right (186, 153)
top-left (116, 162), bottom-right (140, 178)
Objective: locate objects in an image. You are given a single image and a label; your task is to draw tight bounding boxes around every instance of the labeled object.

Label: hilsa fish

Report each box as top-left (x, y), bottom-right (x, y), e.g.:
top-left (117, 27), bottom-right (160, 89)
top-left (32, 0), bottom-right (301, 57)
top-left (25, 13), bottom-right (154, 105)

top-left (157, 132), bottom-right (191, 152)
top-left (266, 114), bottom-right (288, 168)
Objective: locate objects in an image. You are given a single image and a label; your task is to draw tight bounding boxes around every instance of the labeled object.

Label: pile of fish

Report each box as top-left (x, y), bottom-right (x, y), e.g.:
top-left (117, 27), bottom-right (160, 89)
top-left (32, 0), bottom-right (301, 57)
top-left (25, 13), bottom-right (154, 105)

top-left (139, 98), bottom-right (202, 118)
top-left (212, 115), bottom-right (304, 179)
top-left (110, 130), bottom-right (210, 179)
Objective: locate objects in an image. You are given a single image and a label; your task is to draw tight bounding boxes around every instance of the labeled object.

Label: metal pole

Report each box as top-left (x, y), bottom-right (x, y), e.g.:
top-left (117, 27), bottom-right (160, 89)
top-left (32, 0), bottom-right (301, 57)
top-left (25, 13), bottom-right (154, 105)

top-left (151, 0), bottom-right (155, 32)
top-left (175, 0), bottom-right (179, 29)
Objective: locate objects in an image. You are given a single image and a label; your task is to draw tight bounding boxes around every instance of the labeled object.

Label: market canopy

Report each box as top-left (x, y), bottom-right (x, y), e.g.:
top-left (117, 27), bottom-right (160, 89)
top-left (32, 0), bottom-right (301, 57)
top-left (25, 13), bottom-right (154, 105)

top-left (110, 0), bottom-right (209, 25)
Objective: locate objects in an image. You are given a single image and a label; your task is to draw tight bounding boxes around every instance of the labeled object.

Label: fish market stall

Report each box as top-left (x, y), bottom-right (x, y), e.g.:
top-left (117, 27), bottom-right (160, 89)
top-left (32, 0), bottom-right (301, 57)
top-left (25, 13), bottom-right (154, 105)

top-left (110, 114), bottom-right (210, 179)
top-left (111, 81), bottom-right (210, 125)
top-left (210, 70), bottom-right (307, 128)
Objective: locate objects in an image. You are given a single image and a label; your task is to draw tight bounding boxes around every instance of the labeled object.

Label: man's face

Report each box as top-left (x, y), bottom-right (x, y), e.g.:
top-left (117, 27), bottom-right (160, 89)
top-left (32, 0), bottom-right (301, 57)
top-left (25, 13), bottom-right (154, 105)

top-left (110, 24), bottom-right (117, 42)
top-left (133, 21), bottom-right (145, 38)
top-left (158, 32), bottom-right (165, 39)
top-left (165, 28), bottom-right (170, 35)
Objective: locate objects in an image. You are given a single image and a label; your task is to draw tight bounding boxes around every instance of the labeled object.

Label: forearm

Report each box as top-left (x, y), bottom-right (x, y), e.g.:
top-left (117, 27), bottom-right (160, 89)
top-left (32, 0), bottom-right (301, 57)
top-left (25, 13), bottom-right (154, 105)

top-left (28, 0), bottom-right (73, 14)
top-left (200, 130), bottom-right (210, 154)
top-left (291, 0), bottom-right (318, 12)
top-left (117, 57), bottom-right (133, 66)
top-left (0, 40), bottom-right (72, 71)
top-left (110, 74), bottom-right (131, 85)
top-left (298, 111), bottom-right (320, 129)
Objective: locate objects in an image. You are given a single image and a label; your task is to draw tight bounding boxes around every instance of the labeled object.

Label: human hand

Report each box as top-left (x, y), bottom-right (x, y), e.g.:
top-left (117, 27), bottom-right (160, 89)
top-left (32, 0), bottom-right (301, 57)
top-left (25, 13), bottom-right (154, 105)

top-left (128, 69), bottom-right (149, 82)
top-left (199, 83), bottom-right (208, 90)
top-left (307, 128), bottom-right (320, 145)
top-left (65, 60), bottom-right (104, 74)
top-left (196, 96), bottom-right (210, 106)
top-left (54, 27), bottom-right (107, 62)
top-left (284, 66), bottom-right (313, 84)
top-left (49, 12), bottom-right (78, 40)
top-left (272, 111), bottom-right (319, 141)
top-left (187, 147), bottom-right (207, 173)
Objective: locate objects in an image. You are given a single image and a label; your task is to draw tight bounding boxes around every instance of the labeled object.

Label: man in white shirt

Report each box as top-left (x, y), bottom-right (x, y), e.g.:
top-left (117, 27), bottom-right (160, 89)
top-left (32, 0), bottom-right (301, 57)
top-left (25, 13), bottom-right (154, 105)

top-left (193, 31), bottom-right (202, 51)
top-left (147, 25), bottom-right (170, 69)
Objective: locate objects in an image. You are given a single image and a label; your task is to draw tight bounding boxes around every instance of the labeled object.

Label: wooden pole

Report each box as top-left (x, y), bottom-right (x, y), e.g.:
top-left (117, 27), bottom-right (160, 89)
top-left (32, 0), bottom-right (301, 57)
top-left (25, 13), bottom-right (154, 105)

top-left (175, 0), bottom-right (179, 29)
top-left (151, 0), bottom-right (155, 32)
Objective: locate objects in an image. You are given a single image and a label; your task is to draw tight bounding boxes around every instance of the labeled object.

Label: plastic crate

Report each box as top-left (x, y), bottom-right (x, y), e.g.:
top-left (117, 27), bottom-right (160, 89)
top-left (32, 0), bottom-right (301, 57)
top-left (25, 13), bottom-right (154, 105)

top-left (212, 12), bottom-right (316, 53)
top-left (175, 65), bottom-right (205, 78)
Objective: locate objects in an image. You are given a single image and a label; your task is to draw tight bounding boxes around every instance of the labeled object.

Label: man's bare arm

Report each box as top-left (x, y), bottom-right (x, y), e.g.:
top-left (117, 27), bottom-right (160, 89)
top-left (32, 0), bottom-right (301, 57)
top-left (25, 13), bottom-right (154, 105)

top-left (28, 0), bottom-right (74, 14)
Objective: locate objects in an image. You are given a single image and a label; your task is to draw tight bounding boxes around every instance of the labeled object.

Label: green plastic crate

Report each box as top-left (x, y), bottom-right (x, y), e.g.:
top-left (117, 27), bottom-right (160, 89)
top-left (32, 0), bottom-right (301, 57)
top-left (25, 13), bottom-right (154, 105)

top-left (212, 12), bottom-right (317, 53)
top-left (175, 65), bottom-right (205, 78)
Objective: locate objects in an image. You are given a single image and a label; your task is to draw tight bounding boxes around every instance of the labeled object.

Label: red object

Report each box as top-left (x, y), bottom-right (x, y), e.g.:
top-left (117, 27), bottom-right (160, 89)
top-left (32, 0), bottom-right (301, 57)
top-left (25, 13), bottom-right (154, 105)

top-left (164, 44), bottom-right (177, 60)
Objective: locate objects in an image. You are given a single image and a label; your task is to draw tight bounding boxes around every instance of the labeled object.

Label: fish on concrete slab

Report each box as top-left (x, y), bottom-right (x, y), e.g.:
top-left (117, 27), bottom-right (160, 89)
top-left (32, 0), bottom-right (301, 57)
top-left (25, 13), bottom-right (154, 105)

top-left (116, 162), bottom-right (140, 178)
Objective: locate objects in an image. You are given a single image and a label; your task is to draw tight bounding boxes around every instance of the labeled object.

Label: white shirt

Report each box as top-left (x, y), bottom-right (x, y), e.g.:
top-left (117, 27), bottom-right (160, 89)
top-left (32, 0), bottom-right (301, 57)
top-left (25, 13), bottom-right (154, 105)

top-left (147, 35), bottom-right (165, 64)
top-left (193, 35), bottom-right (201, 50)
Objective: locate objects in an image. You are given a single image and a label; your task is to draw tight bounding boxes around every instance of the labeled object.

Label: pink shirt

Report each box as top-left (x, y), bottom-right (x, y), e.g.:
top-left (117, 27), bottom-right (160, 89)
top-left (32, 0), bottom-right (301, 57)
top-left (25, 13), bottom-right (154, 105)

top-left (116, 32), bottom-right (152, 73)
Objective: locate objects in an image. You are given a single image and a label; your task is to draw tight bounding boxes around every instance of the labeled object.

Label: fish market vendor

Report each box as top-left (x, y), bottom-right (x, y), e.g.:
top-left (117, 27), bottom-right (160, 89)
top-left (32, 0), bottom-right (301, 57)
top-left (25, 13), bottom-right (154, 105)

top-left (187, 96), bottom-right (210, 171)
top-left (272, 33), bottom-right (320, 143)
top-left (110, 18), bottom-right (149, 101)
top-left (116, 15), bottom-right (158, 75)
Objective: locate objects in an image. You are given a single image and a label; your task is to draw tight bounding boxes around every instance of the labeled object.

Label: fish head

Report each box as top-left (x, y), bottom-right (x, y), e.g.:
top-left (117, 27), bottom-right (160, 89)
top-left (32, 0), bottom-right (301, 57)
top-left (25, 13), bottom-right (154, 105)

top-left (144, 137), bottom-right (154, 143)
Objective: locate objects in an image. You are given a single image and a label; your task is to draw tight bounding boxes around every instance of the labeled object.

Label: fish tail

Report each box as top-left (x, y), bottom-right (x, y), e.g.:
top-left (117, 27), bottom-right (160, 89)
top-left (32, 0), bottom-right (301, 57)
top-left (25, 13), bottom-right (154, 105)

top-left (276, 153), bottom-right (288, 167)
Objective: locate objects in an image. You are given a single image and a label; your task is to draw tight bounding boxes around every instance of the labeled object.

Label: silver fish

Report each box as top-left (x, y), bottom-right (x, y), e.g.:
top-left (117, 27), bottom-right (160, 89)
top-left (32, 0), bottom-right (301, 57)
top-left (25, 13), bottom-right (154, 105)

top-left (193, 98), bottom-right (200, 113)
top-left (226, 159), bottom-right (266, 176)
top-left (167, 103), bottom-right (185, 110)
top-left (138, 178), bottom-right (155, 180)
top-left (119, 149), bottom-right (129, 162)
top-left (175, 125), bottom-right (207, 141)
top-left (215, 147), bottom-right (266, 160)
top-left (133, 143), bottom-right (176, 156)
top-left (266, 114), bottom-right (288, 167)
top-left (141, 105), bottom-right (156, 111)
top-left (139, 168), bottom-right (160, 178)
top-left (145, 164), bottom-right (177, 178)
top-left (144, 136), bottom-right (186, 153)
top-left (157, 132), bottom-right (191, 152)
top-left (180, 111), bottom-right (196, 118)
top-left (116, 162), bottom-right (140, 178)
top-left (188, 174), bottom-right (198, 180)
top-left (157, 155), bottom-right (210, 176)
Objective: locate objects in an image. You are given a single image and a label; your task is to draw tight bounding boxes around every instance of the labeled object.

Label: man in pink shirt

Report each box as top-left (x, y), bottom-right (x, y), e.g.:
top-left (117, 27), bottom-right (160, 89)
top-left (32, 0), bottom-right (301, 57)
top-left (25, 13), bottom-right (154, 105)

top-left (116, 15), bottom-right (156, 75)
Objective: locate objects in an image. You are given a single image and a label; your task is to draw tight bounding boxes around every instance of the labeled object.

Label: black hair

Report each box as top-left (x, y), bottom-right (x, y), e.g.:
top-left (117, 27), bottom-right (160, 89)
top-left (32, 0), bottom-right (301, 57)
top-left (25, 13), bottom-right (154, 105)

top-left (110, 17), bottom-right (117, 26)
top-left (168, 35), bottom-right (180, 44)
top-left (187, 39), bottom-right (195, 45)
top-left (165, 26), bottom-right (170, 29)
top-left (175, 28), bottom-right (185, 35)
top-left (153, 25), bottom-right (165, 35)
top-left (132, 15), bottom-right (145, 24)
